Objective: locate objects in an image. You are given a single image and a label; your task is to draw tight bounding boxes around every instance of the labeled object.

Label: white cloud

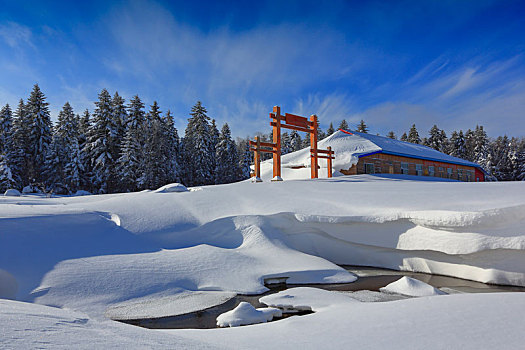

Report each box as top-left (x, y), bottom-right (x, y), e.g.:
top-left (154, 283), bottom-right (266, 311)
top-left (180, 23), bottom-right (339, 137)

top-left (0, 21), bottom-right (35, 50)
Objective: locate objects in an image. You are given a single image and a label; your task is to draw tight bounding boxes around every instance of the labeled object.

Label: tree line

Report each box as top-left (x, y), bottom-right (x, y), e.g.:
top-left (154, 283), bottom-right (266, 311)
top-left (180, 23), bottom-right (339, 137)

top-left (0, 84), bottom-right (250, 194)
top-left (1, 85), bottom-right (523, 194)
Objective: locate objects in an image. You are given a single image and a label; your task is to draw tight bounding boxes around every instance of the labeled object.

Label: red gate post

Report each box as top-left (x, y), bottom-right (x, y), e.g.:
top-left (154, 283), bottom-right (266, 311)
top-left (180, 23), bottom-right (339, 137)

top-left (310, 114), bottom-right (318, 179)
top-left (272, 106), bottom-right (282, 181)
top-left (327, 146), bottom-right (333, 178)
top-left (253, 136), bottom-right (262, 182)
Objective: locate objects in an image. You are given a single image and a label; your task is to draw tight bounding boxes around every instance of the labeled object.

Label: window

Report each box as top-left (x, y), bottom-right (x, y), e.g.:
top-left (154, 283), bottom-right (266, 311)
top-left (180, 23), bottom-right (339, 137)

top-left (458, 169), bottom-right (463, 180)
top-left (438, 167), bottom-right (444, 177)
top-left (365, 163), bottom-right (375, 174)
top-left (401, 162), bottom-right (409, 175)
top-left (415, 164), bottom-right (423, 176)
top-left (447, 168), bottom-right (453, 178)
top-left (428, 166), bottom-right (435, 177)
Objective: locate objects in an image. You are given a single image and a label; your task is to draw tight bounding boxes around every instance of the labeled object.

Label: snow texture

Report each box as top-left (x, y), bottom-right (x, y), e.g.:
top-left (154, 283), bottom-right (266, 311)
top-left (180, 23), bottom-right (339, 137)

top-left (216, 302), bottom-right (282, 327)
top-left (380, 276), bottom-right (447, 296)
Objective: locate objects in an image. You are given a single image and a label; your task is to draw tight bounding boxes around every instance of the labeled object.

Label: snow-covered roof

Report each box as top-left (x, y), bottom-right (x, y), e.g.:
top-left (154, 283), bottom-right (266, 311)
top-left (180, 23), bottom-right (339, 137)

top-left (277, 130), bottom-right (482, 170)
top-left (341, 130), bottom-right (481, 168)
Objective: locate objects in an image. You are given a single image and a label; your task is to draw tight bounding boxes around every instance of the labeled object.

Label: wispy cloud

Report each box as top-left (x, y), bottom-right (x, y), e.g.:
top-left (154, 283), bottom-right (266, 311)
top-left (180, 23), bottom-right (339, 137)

top-left (0, 21), bottom-right (36, 50)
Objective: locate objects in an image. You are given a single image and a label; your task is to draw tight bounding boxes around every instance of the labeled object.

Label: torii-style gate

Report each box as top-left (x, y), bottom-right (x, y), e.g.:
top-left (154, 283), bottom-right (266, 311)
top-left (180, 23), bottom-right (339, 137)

top-left (250, 106), bottom-right (334, 181)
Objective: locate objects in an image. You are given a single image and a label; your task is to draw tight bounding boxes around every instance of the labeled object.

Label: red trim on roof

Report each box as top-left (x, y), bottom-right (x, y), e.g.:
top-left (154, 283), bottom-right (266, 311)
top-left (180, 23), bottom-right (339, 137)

top-left (339, 129), bottom-right (353, 135)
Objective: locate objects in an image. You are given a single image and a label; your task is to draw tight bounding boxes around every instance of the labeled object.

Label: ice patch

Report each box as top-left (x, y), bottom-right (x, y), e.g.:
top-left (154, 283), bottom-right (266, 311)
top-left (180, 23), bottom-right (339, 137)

top-left (380, 277), bottom-right (447, 297)
top-left (216, 302), bottom-right (282, 327)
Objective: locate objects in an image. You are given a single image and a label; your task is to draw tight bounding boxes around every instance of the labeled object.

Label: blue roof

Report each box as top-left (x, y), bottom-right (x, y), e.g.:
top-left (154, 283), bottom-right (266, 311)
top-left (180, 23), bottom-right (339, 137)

top-left (343, 130), bottom-right (482, 169)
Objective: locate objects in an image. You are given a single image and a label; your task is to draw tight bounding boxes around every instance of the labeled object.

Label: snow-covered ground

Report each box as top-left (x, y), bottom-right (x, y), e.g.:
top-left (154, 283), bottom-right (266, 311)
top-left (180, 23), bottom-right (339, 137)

top-left (1, 173), bottom-right (525, 348)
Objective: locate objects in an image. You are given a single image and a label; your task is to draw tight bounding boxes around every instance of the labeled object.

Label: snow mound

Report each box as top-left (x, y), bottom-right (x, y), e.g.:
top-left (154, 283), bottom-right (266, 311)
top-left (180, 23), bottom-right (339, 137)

top-left (260, 287), bottom-right (357, 312)
top-left (3, 189), bottom-right (21, 196)
top-left (74, 190), bottom-right (92, 196)
top-left (216, 302), bottom-right (282, 327)
top-left (380, 277), bottom-right (447, 297)
top-left (154, 183), bottom-right (188, 193)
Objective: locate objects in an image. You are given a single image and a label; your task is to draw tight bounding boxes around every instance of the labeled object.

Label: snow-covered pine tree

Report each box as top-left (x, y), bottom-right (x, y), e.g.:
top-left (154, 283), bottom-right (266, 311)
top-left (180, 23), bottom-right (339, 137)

top-left (117, 95), bottom-right (145, 191)
top-left (0, 104), bottom-right (12, 155)
top-left (317, 126), bottom-right (326, 140)
top-left (111, 92), bottom-right (128, 150)
top-left (400, 132), bottom-right (408, 142)
top-left (52, 102), bottom-right (83, 193)
top-left (464, 129), bottom-right (476, 161)
top-left (427, 125), bottom-right (443, 151)
top-left (516, 138), bottom-right (525, 181)
top-left (163, 110), bottom-right (180, 183)
top-left (438, 130), bottom-right (449, 153)
top-left (338, 119), bottom-right (349, 130)
top-left (26, 84), bottom-right (52, 184)
top-left (326, 123), bottom-right (335, 136)
top-left (78, 109), bottom-right (92, 191)
top-left (386, 131), bottom-right (396, 139)
top-left (210, 119), bottom-right (220, 183)
top-left (407, 124), bottom-right (421, 144)
top-left (84, 88), bottom-right (119, 193)
top-left (215, 123), bottom-right (239, 184)
top-left (142, 101), bottom-right (168, 189)
top-left (356, 120), bottom-right (368, 133)
top-left (290, 130), bottom-right (302, 152)
top-left (472, 125), bottom-right (492, 176)
top-left (182, 101), bottom-right (215, 186)
top-left (449, 130), bottom-right (466, 159)
top-left (9, 99), bottom-right (30, 186)
top-left (281, 132), bottom-right (292, 155)
top-left (236, 137), bottom-right (252, 181)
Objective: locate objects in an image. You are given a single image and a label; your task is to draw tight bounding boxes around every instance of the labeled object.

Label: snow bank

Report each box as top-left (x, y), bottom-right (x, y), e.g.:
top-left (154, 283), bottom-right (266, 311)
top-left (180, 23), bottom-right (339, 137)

top-left (380, 277), bottom-right (446, 297)
top-left (216, 302), bottom-right (282, 327)
top-left (259, 287), bottom-right (356, 312)
top-left (3, 189), bottom-right (20, 196)
top-left (154, 183), bottom-right (189, 193)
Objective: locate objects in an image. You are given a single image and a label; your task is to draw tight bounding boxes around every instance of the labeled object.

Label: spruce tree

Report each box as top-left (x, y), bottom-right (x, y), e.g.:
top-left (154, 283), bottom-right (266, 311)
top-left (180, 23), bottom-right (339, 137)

top-left (427, 125), bottom-right (443, 151)
top-left (326, 123), bottom-right (335, 136)
top-left (84, 89), bottom-right (118, 193)
top-left (356, 120), bottom-right (368, 133)
top-left (449, 130), bottom-right (466, 159)
top-left (317, 127), bottom-right (326, 140)
top-left (215, 123), bottom-right (239, 184)
top-left (182, 101), bottom-right (215, 186)
top-left (9, 99), bottom-right (30, 186)
top-left (400, 132), bottom-right (408, 142)
top-left (338, 119), bottom-right (349, 130)
top-left (210, 119), bottom-right (220, 183)
top-left (0, 104), bottom-right (12, 155)
top-left (386, 131), bottom-right (396, 139)
top-left (281, 132), bottom-right (292, 155)
top-left (26, 84), bottom-right (52, 184)
top-left (117, 95), bottom-right (145, 191)
top-left (78, 109), bottom-right (92, 191)
top-left (407, 124), bottom-right (421, 144)
top-left (143, 101), bottom-right (167, 189)
top-left (236, 137), bottom-right (252, 181)
top-left (163, 110), bottom-right (180, 183)
top-left (290, 130), bottom-right (302, 152)
top-left (111, 92), bottom-right (128, 149)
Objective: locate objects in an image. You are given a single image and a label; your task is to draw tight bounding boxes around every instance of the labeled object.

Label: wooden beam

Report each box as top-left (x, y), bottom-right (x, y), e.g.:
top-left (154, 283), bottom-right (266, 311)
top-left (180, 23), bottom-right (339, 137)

top-left (270, 122), bottom-right (312, 134)
top-left (249, 140), bottom-right (276, 148)
top-left (327, 146), bottom-right (333, 178)
top-left (310, 149), bottom-right (332, 154)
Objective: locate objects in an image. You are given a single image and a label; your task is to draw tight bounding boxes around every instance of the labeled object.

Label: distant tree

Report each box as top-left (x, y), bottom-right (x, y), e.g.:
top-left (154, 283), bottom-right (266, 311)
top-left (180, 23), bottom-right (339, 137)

top-left (215, 123), bottom-right (239, 184)
top-left (356, 120), bottom-right (368, 133)
top-left (326, 123), bottom-right (335, 136)
top-left (400, 132), bottom-right (408, 142)
top-left (236, 137), bottom-right (252, 181)
top-left (449, 130), bottom-right (466, 159)
top-left (317, 126), bottom-right (326, 140)
top-left (0, 104), bottom-right (12, 155)
top-left (407, 124), bottom-right (421, 144)
top-left (290, 130), bottom-right (302, 152)
top-left (163, 110), bottom-right (180, 183)
top-left (338, 119), bottom-right (349, 130)
top-left (386, 131), bottom-right (396, 139)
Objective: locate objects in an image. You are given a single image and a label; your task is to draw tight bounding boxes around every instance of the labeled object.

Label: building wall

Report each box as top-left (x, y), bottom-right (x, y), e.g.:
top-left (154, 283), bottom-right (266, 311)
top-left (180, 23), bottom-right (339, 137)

top-left (340, 153), bottom-right (483, 182)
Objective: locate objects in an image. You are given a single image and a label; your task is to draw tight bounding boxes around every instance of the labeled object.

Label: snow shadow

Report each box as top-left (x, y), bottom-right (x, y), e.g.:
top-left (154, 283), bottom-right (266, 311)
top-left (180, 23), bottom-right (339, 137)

top-left (0, 212), bottom-right (159, 300)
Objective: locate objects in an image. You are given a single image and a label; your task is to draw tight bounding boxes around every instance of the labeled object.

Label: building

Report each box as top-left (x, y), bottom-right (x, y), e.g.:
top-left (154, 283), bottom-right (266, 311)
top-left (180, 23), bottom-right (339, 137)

top-left (337, 130), bottom-right (486, 182)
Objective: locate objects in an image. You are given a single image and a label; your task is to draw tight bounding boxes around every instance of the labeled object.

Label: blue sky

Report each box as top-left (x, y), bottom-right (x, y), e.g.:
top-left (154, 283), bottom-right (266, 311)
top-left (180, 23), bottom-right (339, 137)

top-left (0, 0), bottom-right (524, 138)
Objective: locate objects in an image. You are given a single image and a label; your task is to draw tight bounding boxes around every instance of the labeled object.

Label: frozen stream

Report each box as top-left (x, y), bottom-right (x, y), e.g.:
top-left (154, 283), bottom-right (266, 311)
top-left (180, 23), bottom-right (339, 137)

top-left (118, 266), bottom-right (525, 329)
